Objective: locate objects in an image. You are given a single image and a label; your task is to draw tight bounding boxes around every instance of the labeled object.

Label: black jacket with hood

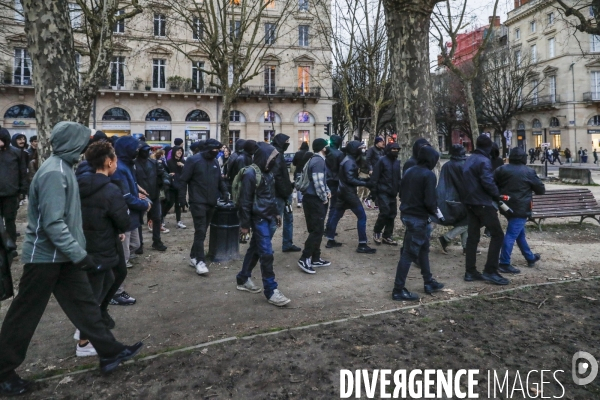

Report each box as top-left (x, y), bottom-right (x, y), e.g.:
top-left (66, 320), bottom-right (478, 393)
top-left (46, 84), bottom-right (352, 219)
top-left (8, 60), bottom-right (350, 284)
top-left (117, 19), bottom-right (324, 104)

top-left (227, 138), bottom-right (246, 182)
top-left (271, 133), bottom-right (293, 199)
top-left (371, 143), bottom-right (401, 197)
top-left (494, 147), bottom-right (545, 218)
top-left (462, 136), bottom-right (500, 207)
top-left (490, 142), bottom-right (504, 171)
top-left (77, 172), bottom-right (130, 268)
top-left (292, 142), bottom-right (310, 175)
top-left (338, 141), bottom-right (368, 202)
top-left (400, 146), bottom-right (439, 219)
top-left (365, 144), bottom-right (385, 172)
top-left (436, 145), bottom-right (467, 226)
top-left (0, 128), bottom-right (27, 197)
top-left (325, 135), bottom-right (345, 187)
top-left (229, 142), bottom-right (254, 183)
top-left (10, 133), bottom-right (29, 166)
top-left (167, 146), bottom-right (186, 191)
top-left (238, 144), bottom-right (280, 229)
top-left (403, 138), bottom-right (430, 174)
top-left (135, 143), bottom-right (169, 200)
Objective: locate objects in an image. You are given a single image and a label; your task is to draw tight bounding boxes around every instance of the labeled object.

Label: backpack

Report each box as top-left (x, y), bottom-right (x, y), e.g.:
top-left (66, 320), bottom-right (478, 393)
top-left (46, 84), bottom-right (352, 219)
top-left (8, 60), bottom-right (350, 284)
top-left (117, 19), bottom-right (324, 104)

top-left (232, 164), bottom-right (262, 206)
top-left (295, 157), bottom-right (313, 193)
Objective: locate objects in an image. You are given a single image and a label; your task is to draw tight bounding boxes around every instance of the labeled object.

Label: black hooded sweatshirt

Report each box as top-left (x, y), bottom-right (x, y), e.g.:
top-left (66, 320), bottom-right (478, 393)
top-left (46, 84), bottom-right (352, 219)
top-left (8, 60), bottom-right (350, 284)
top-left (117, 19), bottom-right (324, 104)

top-left (167, 146), bottom-right (186, 190)
top-left (371, 143), bottom-right (401, 197)
top-left (238, 144), bottom-right (280, 229)
top-left (325, 135), bottom-right (344, 187)
top-left (0, 128), bottom-right (27, 197)
top-left (338, 141), bottom-right (368, 202)
top-left (462, 145), bottom-right (500, 207)
top-left (494, 147), bottom-right (545, 218)
top-left (292, 141), bottom-right (310, 175)
top-left (400, 146), bottom-right (439, 219)
top-left (403, 138), bottom-right (430, 174)
top-left (135, 144), bottom-right (170, 200)
top-left (271, 133), bottom-right (293, 199)
top-left (178, 141), bottom-right (228, 206)
top-left (227, 138), bottom-right (246, 182)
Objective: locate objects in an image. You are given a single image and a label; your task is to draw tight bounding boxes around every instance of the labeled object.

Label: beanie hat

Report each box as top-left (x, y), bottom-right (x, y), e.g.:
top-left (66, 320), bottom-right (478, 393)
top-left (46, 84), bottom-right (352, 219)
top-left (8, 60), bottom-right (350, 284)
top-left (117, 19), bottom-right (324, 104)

top-left (312, 138), bottom-right (328, 153)
top-left (174, 138), bottom-right (183, 146)
top-left (476, 134), bottom-right (493, 150)
top-left (243, 140), bottom-right (258, 155)
top-left (374, 137), bottom-right (384, 145)
top-left (204, 138), bottom-right (222, 151)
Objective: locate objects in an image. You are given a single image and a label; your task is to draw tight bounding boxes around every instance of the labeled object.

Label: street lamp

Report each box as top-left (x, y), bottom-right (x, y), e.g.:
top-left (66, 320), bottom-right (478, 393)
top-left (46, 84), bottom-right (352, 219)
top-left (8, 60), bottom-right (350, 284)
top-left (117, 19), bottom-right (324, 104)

top-left (569, 61), bottom-right (577, 164)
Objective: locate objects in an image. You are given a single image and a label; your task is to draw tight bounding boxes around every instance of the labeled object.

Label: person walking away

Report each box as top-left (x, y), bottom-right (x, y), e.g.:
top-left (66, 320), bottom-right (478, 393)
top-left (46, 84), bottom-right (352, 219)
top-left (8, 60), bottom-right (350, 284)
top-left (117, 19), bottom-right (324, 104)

top-left (552, 148), bottom-right (562, 165)
top-left (490, 143), bottom-right (504, 170)
top-left (495, 147), bottom-right (545, 274)
top-left (364, 137), bottom-right (385, 208)
top-left (462, 135), bottom-right (508, 285)
top-left (178, 139), bottom-right (229, 275)
top-left (226, 139), bottom-right (246, 184)
top-left (325, 135), bottom-right (345, 237)
top-left (75, 141), bottom-right (131, 357)
top-left (236, 143), bottom-right (291, 306)
top-left (271, 134), bottom-right (301, 252)
top-left (403, 138), bottom-right (430, 174)
top-left (292, 142), bottom-right (310, 207)
top-left (0, 129), bottom-right (27, 244)
top-left (594, 149), bottom-right (598, 165)
top-left (110, 136), bottom-right (151, 305)
top-left (297, 139), bottom-right (331, 274)
top-left (163, 146), bottom-right (186, 229)
top-left (392, 146), bottom-right (445, 301)
top-left (371, 143), bottom-right (401, 246)
top-left (0, 122), bottom-right (143, 396)
top-left (325, 141), bottom-right (376, 254)
top-left (135, 143), bottom-right (170, 252)
top-left (528, 147), bottom-right (535, 164)
top-left (564, 148), bottom-right (572, 164)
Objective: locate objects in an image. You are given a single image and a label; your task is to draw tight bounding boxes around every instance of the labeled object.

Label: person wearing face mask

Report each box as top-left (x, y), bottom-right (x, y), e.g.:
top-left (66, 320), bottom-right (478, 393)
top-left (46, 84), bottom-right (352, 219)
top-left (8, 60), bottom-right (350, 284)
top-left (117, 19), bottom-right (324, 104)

top-left (226, 139), bottom-right (246, 183)
top-left (403, 138), bottom-right (430, 174)
top-left (236, 143), bottom-right (290, 306)
top-left (371, 143), bottom-right (401, 246)
top-left (163, 146), bottom-right (186, 229)
top-left (271, 134), bottom-right (301, 253)
top-left (325, 135), bottom-right (345, 236)
top-left (325, 140), bottom-right (376, 254)
top-left (178, 139), bottom-right (230, 275)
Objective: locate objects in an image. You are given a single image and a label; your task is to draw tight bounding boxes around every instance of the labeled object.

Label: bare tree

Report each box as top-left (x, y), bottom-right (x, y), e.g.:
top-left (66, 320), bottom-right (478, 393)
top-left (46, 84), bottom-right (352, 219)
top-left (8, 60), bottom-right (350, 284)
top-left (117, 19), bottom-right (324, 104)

top-left (433, 71), bottom-right (465, 150)
top-left (555, 0), bottom-right (600, 35)
top-left (0, 0), bottom-right (25, 58)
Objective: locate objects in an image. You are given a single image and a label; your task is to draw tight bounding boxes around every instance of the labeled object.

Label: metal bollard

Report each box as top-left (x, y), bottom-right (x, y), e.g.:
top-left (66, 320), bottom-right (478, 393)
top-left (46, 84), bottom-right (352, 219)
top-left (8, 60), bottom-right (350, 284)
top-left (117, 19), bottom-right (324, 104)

top-left (207, 200), bottom-right (240, 262)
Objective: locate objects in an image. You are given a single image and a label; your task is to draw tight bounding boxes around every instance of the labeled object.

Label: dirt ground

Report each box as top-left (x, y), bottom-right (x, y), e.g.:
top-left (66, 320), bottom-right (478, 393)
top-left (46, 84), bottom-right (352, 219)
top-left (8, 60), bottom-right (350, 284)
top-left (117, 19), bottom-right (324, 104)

top-left (1, 179), bottom-right (600, 397)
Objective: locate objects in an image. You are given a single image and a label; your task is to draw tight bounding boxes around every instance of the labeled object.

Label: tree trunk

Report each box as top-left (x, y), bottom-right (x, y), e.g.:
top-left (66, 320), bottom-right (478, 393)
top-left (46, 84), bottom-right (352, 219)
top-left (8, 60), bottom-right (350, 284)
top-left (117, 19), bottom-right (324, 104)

top-left (383, 0), bottom-right (440, 163)
top-left (23, 0), bottom-right (79, 161)
top-left (463, 80), bottom-right (480, 142)
top-left (219, 93), bottom-right (234, 146)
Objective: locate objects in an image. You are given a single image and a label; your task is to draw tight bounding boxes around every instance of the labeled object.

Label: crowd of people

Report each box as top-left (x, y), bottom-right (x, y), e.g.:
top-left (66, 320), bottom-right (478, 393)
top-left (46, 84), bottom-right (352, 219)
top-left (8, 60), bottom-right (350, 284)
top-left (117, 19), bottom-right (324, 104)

top-left (0, 122), bottom-right (547, 395)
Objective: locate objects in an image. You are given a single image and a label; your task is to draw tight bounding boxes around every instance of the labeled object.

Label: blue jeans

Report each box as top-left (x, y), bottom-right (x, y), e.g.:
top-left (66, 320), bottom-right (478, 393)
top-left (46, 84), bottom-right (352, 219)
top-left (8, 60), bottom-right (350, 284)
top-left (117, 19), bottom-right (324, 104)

top-left (237, 218), bottom-right (278, 299)
top-left (276, 195), bottom-right (294, 250)
top-left (499, 217), bottom-right (535, 265)
top-left (394, 215), bottom-right (433, 290)
top-left (325, 202), bottom-right (368, 244)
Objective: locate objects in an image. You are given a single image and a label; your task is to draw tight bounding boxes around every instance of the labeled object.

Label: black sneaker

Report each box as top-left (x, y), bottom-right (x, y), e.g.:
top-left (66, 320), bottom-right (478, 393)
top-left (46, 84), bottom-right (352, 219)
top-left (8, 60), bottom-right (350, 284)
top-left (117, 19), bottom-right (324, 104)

top-left (0, 373), bottom-right (31, 396)
top-left (527, 253), bottom-right (541, 267)
top-left (311, 258), bottom-right (331, 267)
top-left (498, 264), bottom-right (521, 274)
top-left (424, 279), bottom-right (445, 294)
top-left (283, 245), bottom-right (302, 253)
top-left (464, 271), bottom-right (484, 281)
top-left (297, 258), bottom-right (316, 274)
top-left (134, 245), bottom-right (144, 255)
top-left (438, 236), bottom-right (449, 254)
top-left (110, 291), bottom-right (136, 306)
top-left (392, 288), bottom-right (419, 301)
top-left (326, 239), bottom-right (343, 248)
top-left (151, 241), bottom-right (167, 252)
top-left (356, 244), bottom-right (376, 254)
top-left (100, 342), bottom-right (144, 374)
top-left (482, 272), bottom-right (510, 285)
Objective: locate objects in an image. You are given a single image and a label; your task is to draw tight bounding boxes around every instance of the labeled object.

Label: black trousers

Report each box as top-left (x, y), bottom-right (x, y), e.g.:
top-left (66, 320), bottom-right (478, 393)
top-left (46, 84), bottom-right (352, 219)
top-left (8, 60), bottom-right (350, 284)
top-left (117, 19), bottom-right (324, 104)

top-left (0, 196), bottom-right (19, 243)
top-left (190, 203), bottom-right (215, 261)
top-left (161, 189), bottom-right (181, 222)
top-left (301, 194), bottom-right (327, 260)
top-left (80, 269), bottom-right (115, 341)
top-left (101, 239), bottom-right (127, 311)
top-left (325, 183), bottom-right (339, 232)
top-left (465, 205), bottom-right (504, 274)
top-left (0, 262), bottom-right (126, 380)
top-left (374, 193), bottom-right (397, 238)
top-left (140, 199), bottom-right (162, 246)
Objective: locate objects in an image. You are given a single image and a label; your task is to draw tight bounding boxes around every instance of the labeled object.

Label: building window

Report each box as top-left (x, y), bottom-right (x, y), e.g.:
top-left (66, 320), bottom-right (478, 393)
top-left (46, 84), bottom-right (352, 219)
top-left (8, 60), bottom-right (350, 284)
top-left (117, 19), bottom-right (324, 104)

top-left (550, 117), bottom-right (560, 127)
top-left (154, 14), bottom-right (166, 37)
top-left (515, 28), bottom-right (520, 40)
top-left (264, 130), bottom-right (275, 142)
top-left (102, 107), bottom-right (130, 121)
top-left (298, 111), bottom-right (310, 123)
top-left (265, 0), bottom-right (275, 9)
top-left (532, 118), bottom-right (542, 128)
top-left (532, 80), bottom-right (539, 105)
top-left (114, 9), bottom-right (125, 33)
top-left (13, 48), bottom-right (32, 85)
top-left (298, 66), bottom-right (310, 93)
top-left (14, 0), bottom-right (24, 22)
top-left (146, 108), bottom-right (171, 121)
top-left (547, 12), bottom-right (554, 25)
top-left (515, 50), bottom-right (521, 66)
top-left (530, 20), bottom-right (536, 33)
top-left (548, 37), bottom-right (555, 58)
top-left (589, 115), bottom-right (600, 126)
top-left (230, 20), bottom-right (241, 40)
top-left (69, 3), bottom-right (83, 29)
top-left (265, 23), bottom-right (276, 45)
top-left (152, 59), bottom-right (166, 89)
top-left (298, 130), bottom-right (309, 147)
top-left (552, 134), bottom-right (561, 149)
top-left (229, 130), bottom-right (240, 149)
top-left (299, 0), bottom-right (308, 12)
top-left (531, 44), bottom-right (537, 63)
top-left (549, 75), bottom-right (556, 102)
top-left (110, 56), bottom-right (125, 88)
top-left (230, 110), bottom-right (241, 122)
top-left (3, 104), bottom-right (35, 119)
top-left (534, 135), bottom-right (542, 147)
top-left (591, 35), bottom-right (600, 53)
top-left (192, 61), bottom-right (204, 92)
top-left (185, 109), bottom-right (210, 121)
top-left (264, 65), bottom-right (276, 94)
top-left (591, 71), bottom-right (600, 100)
top-left (264, 111), bottom-right (276, 122)
top-left (299, 25), bottom-right (309, 47)
top-left (193, 18), bottom-right (203, 40)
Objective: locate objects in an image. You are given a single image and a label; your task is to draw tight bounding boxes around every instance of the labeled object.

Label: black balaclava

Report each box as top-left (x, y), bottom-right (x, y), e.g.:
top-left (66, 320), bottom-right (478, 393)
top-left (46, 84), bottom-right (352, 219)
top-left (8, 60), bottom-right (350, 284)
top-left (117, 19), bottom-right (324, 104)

top-left (138, 144), bottom-right (151, 159)
top-left (385, 142), bottom-right (400, 159)
top-left (203, 139), bottom-right (222, 160)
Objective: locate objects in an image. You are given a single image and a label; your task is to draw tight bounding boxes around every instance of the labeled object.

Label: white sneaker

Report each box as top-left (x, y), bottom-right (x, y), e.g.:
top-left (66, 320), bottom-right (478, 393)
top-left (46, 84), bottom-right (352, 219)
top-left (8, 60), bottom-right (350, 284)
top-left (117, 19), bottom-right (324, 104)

top-left (161, 226), bottom-right (170, 233)
top-left (268, 289), bottom-right (291, 307)
top-left (76, 341), bottom-right (97, 357)
top-left (189, 258), bottom-right (198, 268)
top-left (195, 260), bottom-right (209, 275)
top-left (237, 278), bottom-right (262, 293)
top-left (73, 329), bottom-right (80, 340)
top-left (126, 261), bottom-right (133, 268)
top-left (177, 221), bottom-right (187, 229)
top-left (297, 203), bottom-right (302, 208)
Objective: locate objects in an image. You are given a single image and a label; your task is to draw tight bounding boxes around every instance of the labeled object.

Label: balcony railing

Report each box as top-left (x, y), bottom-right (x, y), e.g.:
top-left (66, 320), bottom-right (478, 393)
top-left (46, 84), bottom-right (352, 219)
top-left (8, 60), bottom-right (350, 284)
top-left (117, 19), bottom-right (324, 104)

top-left (98, 80), bottom-right (219, 94)
top-left (525, 94), bottom-right (560, 108)
top-left (584, 92), bottom-right (600, 102)
top-left (0, 72), bottom-right (34, 87)
top-left (239, 85), bottom-right (321, 98)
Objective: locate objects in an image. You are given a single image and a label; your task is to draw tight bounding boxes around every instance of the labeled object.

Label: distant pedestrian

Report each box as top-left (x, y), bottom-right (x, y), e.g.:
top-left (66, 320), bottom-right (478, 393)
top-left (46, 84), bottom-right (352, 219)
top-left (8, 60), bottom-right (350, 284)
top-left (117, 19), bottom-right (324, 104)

top-left (325, 135), bottom-right (345, 237)
top-left (371, 143), bottom-right (401, 246)
top-left (163, 146), bottom-right (186, 229)
top-left (0, 129), bottom-right (27, 243)
top-left (292, 141), bottom-right (310, 207)
top-left (564, 148), bottom-right (572, 164)
top-left (553, 148), bottom-right (562, 165)
top-left (594, 149), bottom-right (598, 164)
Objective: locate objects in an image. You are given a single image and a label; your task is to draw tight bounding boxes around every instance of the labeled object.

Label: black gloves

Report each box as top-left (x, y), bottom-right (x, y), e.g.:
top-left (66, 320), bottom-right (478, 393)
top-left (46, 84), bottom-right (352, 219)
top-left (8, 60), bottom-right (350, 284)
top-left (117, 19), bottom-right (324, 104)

top-left (75, 255), bottom-right (103, 272)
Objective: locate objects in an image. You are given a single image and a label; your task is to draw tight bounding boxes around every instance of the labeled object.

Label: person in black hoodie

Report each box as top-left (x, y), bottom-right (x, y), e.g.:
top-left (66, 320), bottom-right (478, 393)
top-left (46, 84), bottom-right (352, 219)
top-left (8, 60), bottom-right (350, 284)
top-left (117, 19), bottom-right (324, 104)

top-left (75, 141), bottom-right (130, 357)
top-left (226, 139), bottom-right (246, 183)
top-left (229, 140), bottom-right (256, 184)
top-left (392, 146), bottom-right (445, 301)
top-left (371, 142), bottom-right (401, 246)
top-left (495, 147), bottom-right (545, 273)
top-left (163, 146), bottom-right (186, 229)
top-left (462, 134), bottom-right (508, 285)
top-left (135, 143), bottom-right (170, 252)
top-left (325, 135), bottom-right (345, 235)
top-left (0, 129), bottom-right (27, 243)
top-left (292, 142), bottom-right (310, 207)
top-left (271, 134), bottom-right (301, 252)
top-left (179, 139), bottom-right (229, 275)
top-left (236, 143), bottom-right (291, 307)
top-left (490, 142), bottom-right (504, 171)
top-left (325, 140), bottom-right (376, 254)
top-left (403, 138), bottom-right (430, 174)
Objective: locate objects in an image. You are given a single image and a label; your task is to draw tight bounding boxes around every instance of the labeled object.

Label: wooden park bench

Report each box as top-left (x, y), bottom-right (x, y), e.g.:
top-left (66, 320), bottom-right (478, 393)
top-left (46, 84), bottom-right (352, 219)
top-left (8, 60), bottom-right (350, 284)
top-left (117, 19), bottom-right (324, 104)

top-left (529, 188), bottom-right (600, 231)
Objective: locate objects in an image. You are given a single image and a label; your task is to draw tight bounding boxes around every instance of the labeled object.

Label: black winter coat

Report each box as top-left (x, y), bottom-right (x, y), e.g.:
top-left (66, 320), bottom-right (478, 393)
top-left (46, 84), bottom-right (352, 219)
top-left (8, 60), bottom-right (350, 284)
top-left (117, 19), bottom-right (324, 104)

top-left (403, 138), bottom-right (430, 174)
top-left (325, 137), bottom-right (345, 187)
top-left (229, 151), bottom-right (252, 183)
top-left (178, 151), bottom-right (228, 206)
top-left (365, 145), bottom-right (384, 172)
top-left (436, 157), bottom-right (467, 226)
top-left (271, 134), bottom-right (293, 199)
top-left (462, 149), bottom-right (500, 207)
top-left (400, 146), bottom-right (439, 219)
top-left (78, 173), bottom-right (130, 269)
top-left (371, 154), bottom-right (401, 197)
top-left (167, 149), bottom-right (185, 191)
top-left (135, 157), bottom-right (169, 201)
top-left (0, 129), bottom-right (27, 197)
top-left (494, 148), bottom-right (545, 218)
top-left (338, 141), bottom-right (368, 204)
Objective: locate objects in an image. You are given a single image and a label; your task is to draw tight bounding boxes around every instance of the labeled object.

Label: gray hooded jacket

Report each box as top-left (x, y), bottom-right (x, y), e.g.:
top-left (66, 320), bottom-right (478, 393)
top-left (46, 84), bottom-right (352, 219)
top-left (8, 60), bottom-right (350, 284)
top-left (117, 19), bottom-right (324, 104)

top-left (21, 122), bottom-right (90, 264)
